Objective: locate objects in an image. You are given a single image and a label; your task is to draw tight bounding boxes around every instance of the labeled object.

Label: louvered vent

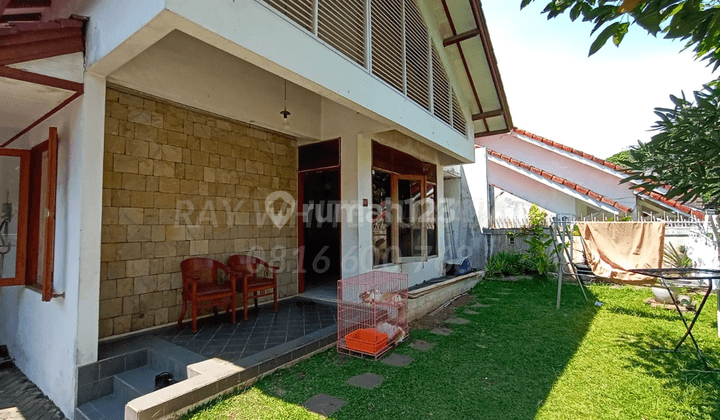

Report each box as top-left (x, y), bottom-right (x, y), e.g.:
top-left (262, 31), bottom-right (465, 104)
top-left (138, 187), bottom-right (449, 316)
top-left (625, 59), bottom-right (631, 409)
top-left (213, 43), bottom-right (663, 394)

top-left (318, 0), bottom-right (365, 65)
top-left (432, 47), bottom-right (451, 125)
top-left (264, 0), bottom-right (313, 31)
top-left (371, 0), bottom-right (403, 92)
top-left (404, 0), bottom-right (430, 110)
top-left (452, 92), bottom-right (466, 135)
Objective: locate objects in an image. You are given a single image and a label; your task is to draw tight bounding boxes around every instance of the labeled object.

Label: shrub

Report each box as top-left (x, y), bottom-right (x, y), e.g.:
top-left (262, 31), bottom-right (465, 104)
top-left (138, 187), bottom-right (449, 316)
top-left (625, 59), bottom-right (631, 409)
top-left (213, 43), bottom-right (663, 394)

top-left (663, 243), bottom-right (692, 268)
top-left (485, 251), bottom-right (539, 277)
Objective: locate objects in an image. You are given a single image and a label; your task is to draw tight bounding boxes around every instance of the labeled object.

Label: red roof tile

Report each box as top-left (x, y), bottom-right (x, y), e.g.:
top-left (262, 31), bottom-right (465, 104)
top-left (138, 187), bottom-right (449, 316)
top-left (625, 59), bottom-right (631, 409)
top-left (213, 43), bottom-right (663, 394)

top-left (486, 148), bottom-right (632, 213)
top-left (513, 128), bottom-right (624, 171)
top-left (511, 128), bottom-right (704, 219)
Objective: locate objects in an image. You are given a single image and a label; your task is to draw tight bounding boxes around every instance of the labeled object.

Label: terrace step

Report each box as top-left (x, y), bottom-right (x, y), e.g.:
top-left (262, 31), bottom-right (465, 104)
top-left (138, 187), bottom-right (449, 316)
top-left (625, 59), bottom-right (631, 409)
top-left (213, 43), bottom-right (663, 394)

top-left (75, 338), bottom-right (203, 420)
top-left (114, 365), bottom-right (168, 402)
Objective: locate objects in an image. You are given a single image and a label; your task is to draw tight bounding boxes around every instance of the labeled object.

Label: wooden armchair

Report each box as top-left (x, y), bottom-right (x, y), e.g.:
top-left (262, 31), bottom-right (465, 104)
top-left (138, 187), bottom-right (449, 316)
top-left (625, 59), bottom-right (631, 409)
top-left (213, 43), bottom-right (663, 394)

top-left (227, 255), bottom-right (278, 321)
top-left (178, 258), bottom-right (236, 333)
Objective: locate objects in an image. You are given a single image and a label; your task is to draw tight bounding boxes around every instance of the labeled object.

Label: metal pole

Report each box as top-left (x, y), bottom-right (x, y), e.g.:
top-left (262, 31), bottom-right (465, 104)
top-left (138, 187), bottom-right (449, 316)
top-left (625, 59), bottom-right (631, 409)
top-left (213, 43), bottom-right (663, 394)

top-left (556, 218), bottom-right (564, 310)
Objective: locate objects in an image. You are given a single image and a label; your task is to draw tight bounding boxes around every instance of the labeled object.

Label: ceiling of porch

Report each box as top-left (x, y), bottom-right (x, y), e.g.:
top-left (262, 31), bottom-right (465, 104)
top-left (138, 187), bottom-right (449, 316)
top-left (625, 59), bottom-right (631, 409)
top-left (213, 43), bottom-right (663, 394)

top-left (423, 0), bottom-right (513, 138)
top-left (107, 30), bottom-right (391, 144)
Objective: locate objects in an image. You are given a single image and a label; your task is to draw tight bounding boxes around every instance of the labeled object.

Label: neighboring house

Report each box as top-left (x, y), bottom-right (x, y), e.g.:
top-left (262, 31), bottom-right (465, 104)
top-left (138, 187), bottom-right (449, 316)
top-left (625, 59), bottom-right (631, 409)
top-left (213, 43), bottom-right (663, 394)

top-left (0, 0), bottom-right (511, 417)
top-left (478, 128), bottom-right (705, 223)
top-left (442, 128), bottom-right (706, 269)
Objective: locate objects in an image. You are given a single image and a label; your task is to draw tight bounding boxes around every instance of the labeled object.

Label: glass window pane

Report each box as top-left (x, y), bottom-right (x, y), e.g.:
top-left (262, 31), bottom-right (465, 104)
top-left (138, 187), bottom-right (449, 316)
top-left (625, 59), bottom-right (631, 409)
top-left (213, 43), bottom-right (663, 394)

top-left (426, 183), bottom-right (437, 257)
top-left (398, 178), bottom-right (422, 258)
top-left (0, 156), bottom-right (22, 279)
top-left (372, 170), bottom-right (392, 265)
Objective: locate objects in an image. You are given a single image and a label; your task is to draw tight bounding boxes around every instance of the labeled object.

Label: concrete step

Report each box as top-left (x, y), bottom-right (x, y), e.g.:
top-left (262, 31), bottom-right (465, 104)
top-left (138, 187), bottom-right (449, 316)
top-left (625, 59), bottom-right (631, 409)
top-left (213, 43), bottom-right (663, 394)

top-left (76, 338), bottom-right (204, 420)
top-left (115, 365), bottom-right (167, 403)
top-left (75, 393), bottom-right (125, 420)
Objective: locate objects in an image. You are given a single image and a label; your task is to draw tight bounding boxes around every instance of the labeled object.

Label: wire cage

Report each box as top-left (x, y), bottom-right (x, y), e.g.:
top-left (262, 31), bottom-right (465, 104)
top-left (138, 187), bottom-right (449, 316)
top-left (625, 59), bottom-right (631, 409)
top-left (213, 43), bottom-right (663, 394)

top-left (337, 271), bottom-right (409, 359)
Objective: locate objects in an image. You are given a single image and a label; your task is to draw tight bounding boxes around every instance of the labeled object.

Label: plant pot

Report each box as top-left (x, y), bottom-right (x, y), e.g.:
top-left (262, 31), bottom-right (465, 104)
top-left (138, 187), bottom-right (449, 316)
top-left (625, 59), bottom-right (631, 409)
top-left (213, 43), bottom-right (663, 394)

top-left (651, 286), bottom-right (677, 304)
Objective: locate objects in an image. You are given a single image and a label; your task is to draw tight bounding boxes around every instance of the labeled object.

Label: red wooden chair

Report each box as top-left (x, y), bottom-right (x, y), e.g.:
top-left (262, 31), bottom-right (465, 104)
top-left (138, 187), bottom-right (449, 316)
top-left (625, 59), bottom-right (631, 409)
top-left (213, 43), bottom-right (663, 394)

top-left (227, 255), bottom-right (278, 321)
top-left (178, 258), bottom-right (236, 333)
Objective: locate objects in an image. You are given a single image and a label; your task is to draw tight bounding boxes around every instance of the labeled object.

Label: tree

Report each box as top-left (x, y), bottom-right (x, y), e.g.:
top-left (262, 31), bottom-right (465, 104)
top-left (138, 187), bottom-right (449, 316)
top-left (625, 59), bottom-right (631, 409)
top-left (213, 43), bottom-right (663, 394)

top-left (523, 0), bottom-right (720, 258)
top-left (522, 0), bottom-right (720, 206)
top-left (621, 84), bottom-right (720, 206)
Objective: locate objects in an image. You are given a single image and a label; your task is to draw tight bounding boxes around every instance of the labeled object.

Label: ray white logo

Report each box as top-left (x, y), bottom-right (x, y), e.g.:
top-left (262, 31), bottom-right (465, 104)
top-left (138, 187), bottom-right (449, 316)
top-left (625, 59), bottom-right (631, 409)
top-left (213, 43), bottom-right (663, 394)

top-left (265, 191), bottom-right (296, 228)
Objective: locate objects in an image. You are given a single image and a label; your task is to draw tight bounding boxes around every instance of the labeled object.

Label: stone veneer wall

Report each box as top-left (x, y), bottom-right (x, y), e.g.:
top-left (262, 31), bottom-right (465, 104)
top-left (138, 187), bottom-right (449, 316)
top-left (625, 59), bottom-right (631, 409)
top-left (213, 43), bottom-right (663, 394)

top-left (99, 87), bottom-right (298, 338)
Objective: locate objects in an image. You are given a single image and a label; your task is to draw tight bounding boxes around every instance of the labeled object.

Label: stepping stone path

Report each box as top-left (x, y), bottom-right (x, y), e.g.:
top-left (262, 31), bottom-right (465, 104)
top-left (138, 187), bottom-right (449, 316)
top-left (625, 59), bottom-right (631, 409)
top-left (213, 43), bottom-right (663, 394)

top-left (410, 340), bottom-right (436, 352)
top-left (346, 373), bottom-right (384, 389)
top-left (445, 317), bottom-right (470, 325)
top-left (464, 309), bottom-right (479, 315)
top-left (430, 327), bottom-right (453, 336)
top-left (303, 394), bottom-right (348, 416)
top-left (381, 353), bottom-right (413, 367)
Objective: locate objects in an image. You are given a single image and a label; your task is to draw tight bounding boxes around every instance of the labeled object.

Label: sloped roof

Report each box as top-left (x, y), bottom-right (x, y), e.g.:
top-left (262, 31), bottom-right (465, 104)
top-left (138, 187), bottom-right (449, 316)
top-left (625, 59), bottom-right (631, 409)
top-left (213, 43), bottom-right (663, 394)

top-left (487, 148), bottom-right (633, 213)
top-left (0, 18), bottom-right (83, 65)
top-left (0, 11), bottom-right (85, 147)
top-left (432, 0), bottom-right (513, 138)
top-left (512, 128), bottom-right (705, 219)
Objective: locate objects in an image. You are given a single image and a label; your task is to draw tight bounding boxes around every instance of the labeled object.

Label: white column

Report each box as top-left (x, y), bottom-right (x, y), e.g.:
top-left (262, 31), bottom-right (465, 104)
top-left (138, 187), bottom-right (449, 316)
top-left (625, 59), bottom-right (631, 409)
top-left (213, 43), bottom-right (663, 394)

top-left (357, 135), bottom-right (373, 274)
top-left (68, 73), bottom-right (106, 367)
top-left (339, 133), bottom-right (372, 278)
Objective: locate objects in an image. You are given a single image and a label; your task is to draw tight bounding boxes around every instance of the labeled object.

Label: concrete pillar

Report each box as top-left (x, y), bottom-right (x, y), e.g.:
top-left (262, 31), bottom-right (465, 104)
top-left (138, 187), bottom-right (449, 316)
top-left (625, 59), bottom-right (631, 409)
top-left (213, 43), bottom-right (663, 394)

top-left (68, 73), bottom-right (106, 367)
top-left (339, 133), bottom-right (372, 279)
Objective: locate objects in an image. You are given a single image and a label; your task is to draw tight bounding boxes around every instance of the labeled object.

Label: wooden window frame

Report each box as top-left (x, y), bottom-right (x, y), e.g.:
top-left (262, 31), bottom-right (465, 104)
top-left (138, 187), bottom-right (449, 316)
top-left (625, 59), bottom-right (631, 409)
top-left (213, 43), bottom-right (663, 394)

top-left (393, 173), bottom-right (426, 263)
top-left (0, 149), bottom-right (30, 287)
top-left (0, 127), bottom-right (58, 301)
top-left (372, 169), bottom-right (435, 266)
top-left (426, 181), bottom-right (438, 258)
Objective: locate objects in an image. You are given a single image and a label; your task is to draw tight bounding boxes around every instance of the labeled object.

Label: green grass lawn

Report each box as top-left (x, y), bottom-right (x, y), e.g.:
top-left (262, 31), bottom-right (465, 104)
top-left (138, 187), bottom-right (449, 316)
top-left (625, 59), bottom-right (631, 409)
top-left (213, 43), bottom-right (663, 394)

top-left (183, 280), bottom-right (720, 420)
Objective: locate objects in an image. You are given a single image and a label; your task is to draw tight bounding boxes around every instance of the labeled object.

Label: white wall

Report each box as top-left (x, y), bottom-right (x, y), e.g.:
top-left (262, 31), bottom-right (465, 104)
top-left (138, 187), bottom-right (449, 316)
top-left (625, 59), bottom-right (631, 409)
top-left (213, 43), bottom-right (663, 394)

top-left (488, 159), bottom-right (579, 216)
top-left (491, 187), bottom-right (556, 226)
top-left (73, 0), bottom-right (473, 164)
top-left (0, 74), bottom-right (106, 419)
top-left (108, 31), bottom-right (324, 141)
top-left (480, 132), bottom-right (636, 210)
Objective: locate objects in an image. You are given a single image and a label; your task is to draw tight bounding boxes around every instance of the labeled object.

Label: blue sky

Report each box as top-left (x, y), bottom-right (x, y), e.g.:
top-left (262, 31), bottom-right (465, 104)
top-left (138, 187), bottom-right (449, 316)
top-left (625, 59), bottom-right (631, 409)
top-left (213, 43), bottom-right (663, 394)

top-left (482, 1), bottom-right (716, 158)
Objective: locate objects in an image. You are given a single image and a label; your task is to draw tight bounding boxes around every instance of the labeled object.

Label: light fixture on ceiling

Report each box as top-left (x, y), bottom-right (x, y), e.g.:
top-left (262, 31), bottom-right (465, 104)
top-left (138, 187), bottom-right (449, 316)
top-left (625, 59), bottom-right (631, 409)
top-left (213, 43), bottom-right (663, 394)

top-left (280, 80), bottom-right (291, 130)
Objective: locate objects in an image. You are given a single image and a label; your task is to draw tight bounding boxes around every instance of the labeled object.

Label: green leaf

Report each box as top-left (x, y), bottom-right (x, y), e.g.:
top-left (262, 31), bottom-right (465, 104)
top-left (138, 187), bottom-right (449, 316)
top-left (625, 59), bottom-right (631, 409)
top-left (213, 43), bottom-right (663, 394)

top-left (589, 22), bottom-right (621, 55)
top-left (613, 22), bottom-right (630, 45)
top-left (570, 2), bottom-right (584, 21)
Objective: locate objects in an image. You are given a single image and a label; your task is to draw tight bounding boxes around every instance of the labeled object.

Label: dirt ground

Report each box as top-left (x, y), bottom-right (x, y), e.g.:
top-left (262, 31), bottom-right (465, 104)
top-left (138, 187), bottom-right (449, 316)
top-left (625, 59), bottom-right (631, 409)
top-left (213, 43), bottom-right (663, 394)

top-left (409, 294), bottom-right (476, 330)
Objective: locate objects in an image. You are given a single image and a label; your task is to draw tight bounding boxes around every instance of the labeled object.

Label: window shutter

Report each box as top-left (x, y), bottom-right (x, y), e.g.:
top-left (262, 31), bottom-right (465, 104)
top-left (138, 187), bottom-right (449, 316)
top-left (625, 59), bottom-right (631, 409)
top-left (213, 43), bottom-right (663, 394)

top-left (404, 0), bottom-right (430, 110)
top-left (318, 0), bottom-right (366, 66)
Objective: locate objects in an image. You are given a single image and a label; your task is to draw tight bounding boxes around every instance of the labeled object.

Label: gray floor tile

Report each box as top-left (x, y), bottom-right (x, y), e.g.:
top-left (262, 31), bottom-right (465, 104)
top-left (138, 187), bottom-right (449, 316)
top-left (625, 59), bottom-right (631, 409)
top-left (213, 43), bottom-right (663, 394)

top-left (430, 327), bottom-right (453, 336)
top-left (302, 394), bottom-right (347, 416)
top-left (346, 373), bottom-right (384, 389)
top-left (381, 354), bottom-right (413, 367)
top-left (410, 340), bottom-right (437, 352)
